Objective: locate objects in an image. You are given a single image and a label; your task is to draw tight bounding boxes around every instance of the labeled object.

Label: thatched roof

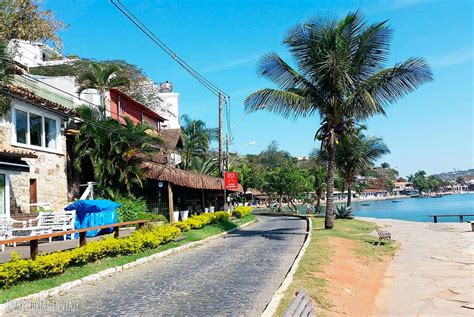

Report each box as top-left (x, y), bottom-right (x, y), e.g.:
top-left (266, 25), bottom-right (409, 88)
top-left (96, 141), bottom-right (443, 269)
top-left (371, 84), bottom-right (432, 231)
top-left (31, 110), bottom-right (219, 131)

top-left (157, 129), bottom-right (184, 150)
top-left (141, 161), bottom-right (243, 192)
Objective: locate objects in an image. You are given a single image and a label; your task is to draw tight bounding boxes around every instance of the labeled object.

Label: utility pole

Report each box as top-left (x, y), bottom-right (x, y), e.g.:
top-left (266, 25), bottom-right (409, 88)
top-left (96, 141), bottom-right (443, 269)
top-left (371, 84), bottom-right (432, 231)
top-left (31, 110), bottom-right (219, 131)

top-left (218, 92), bottom-right (223, 175)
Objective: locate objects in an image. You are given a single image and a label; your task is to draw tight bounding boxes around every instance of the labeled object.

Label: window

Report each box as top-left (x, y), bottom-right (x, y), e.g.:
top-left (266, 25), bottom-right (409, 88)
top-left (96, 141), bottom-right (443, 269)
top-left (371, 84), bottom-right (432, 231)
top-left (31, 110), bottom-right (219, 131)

top-left (29, 113), bottom-right (42, 146)
top-left (44, 117), bottom-right (57, 149)
top-left (0, 174), bottom-right (5, 215)
top-left (15, 109), bottom-right (27, 144)
top-left (13, 108), bottom-right (60, 151)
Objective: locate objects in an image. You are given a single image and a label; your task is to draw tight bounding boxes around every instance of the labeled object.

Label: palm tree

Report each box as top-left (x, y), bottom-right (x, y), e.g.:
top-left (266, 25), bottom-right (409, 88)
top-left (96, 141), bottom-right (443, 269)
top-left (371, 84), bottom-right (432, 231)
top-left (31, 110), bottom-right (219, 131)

top-left (73, 105), bottom-right (161, 198)
top-left (337, 133), bottom-right (389, 207)
top-left (244, 11), bottom-right (432, 229)
top-left (180, 114), bottom-right (218, 170)
top-left (309, 164), bottom-right (326, 213)
top-left (0, 39), bottom-right (13, 116)
top-left (76, 62), bottom-right (130, 117)
top-left (191, 156), bottom-right (219, 176)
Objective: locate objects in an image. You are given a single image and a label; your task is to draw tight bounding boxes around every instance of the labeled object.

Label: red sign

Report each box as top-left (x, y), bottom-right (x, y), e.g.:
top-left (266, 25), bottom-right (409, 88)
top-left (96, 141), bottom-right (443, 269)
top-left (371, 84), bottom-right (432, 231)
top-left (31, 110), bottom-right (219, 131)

top-left (224, 172), bottom-right (238, 190)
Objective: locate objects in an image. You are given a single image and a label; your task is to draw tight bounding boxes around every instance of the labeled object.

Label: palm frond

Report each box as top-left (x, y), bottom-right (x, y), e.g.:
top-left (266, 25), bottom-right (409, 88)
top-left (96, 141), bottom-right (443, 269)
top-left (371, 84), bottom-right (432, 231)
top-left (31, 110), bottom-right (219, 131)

top-left (244, 88), bottom-right (314, 119)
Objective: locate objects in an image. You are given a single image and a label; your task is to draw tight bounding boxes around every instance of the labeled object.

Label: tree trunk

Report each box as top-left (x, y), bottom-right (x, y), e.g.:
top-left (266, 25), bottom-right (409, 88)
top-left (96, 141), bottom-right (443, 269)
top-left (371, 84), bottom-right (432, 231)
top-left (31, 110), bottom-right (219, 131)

top-left (347, 181), bottom-right (352, 208)
top-left (316, 194), bottom-right (321, 214)
top-left (325, 133), bottom-right (335, 229)
top-left (278, 193), bottom-right (283, 212)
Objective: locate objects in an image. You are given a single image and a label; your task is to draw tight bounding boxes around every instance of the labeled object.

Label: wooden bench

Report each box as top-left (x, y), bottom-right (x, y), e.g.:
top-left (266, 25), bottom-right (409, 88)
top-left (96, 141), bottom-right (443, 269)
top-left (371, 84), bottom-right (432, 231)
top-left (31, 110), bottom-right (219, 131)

top-left (375, 225), bottom-right (391, 245)
top-left (0, 220), bottom-right (148, 259)
top-left (430, 214), bottom-right (474, 223)
top-left (284, 288), bottom-right (316, 317)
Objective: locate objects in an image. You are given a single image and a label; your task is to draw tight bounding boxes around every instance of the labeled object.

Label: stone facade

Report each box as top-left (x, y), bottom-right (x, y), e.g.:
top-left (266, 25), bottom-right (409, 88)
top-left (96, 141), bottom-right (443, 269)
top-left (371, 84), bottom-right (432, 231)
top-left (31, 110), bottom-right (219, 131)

top-left (1, 98), bottom-right (69, 214)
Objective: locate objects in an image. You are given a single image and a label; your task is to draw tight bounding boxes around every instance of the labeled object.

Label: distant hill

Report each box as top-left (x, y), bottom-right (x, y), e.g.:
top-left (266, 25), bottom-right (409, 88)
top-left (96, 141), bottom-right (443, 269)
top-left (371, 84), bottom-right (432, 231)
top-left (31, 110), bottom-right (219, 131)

top-left (434, 169), bottom-right (474, 180)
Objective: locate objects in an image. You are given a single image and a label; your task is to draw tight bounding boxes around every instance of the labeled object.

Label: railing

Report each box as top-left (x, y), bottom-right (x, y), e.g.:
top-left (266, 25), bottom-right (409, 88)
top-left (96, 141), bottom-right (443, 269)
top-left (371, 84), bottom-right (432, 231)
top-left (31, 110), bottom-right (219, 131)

top-left (0, 220), bottom-right (148, 260)
top-left (429, 214), bottom-right (474, 223)
top-left (147, 202), bottom-right (169, 214)
top-left (79, 181), bottom-right (97, 200)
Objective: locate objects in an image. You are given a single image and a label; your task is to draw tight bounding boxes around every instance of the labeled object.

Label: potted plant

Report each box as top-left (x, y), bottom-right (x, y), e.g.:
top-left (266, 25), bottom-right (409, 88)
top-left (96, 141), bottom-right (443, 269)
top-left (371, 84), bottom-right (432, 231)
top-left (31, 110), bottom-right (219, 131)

top-left (173, 210), bottom-right (180, 222)
top-left (180, 209), bottom-right (189, 221)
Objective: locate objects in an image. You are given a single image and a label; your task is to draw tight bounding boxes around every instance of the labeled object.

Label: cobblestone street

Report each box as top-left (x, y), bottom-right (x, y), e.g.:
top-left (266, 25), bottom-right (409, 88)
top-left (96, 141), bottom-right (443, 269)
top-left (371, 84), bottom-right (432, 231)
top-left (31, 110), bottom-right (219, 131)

top-left (22, 215), bottom-right (306, 316)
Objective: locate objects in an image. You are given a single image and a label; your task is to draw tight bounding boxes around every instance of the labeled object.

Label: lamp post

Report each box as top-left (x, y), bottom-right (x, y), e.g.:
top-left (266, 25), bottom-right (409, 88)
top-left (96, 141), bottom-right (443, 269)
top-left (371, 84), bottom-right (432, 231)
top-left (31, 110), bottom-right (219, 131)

top-left (228, 141), bottom-right (257, 167)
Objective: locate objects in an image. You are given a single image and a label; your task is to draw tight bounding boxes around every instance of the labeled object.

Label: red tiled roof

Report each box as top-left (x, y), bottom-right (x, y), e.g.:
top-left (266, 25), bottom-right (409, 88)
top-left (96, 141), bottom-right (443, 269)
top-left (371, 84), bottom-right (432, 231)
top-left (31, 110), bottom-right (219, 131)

top-left (6, 85), bottom-right (76, 116)
top-left (0, 144), bottom-right (37, 159)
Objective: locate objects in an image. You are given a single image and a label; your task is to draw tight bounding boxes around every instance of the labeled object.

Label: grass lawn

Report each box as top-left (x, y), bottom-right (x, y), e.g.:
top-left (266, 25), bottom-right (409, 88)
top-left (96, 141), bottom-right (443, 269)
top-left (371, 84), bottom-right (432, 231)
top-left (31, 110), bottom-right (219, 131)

top-left (0, 214), bottom-right (256, 304)
top-left (275, 217), bottom-right (397, 316)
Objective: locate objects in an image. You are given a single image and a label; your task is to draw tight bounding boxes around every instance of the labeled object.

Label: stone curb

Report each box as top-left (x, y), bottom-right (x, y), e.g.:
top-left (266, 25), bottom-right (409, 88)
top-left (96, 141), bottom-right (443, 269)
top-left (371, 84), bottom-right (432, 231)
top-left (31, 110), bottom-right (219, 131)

top-left (0, 219), bottom-right (257, 314)
top-left (261, 214), bottom-right (312, 317)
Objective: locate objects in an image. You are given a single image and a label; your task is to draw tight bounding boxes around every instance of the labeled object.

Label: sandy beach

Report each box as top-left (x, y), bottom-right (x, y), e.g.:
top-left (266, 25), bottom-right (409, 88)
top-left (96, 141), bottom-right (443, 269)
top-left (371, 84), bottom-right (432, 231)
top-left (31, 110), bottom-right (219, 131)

top-left (361, 218), bottom-right (474, 316)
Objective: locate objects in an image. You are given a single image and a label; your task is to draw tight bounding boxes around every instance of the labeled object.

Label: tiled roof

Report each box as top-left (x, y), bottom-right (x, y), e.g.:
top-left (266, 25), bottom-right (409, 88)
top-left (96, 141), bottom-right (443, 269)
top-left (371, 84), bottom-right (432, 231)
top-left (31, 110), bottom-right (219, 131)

top-left (0, 144), bottom-right (37, 159)
top-left (6, 85), bottom-right (77, 116)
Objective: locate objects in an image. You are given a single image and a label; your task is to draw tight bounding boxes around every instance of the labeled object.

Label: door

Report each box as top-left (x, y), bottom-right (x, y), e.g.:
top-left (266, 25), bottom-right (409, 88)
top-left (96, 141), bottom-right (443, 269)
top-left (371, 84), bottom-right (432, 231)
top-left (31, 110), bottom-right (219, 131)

top-left (29, 178), bottom-right (37, 213)
top-left (0, 174), bottom-right (6, 215)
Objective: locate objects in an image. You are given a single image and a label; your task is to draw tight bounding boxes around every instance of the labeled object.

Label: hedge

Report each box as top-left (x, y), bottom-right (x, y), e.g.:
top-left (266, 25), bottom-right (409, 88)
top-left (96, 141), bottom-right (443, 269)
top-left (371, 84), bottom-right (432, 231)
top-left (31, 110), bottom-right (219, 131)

top-left (0, 211), bottom-right (230, 289)
top-left (232, 206), bottom-right (253, 218)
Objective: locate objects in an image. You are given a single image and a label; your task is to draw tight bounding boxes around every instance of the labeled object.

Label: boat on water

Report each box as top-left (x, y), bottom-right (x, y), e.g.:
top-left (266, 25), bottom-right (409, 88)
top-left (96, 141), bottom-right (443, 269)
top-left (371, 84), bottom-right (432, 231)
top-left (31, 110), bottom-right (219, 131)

top-left (410, 194), bottom-right (420, 198)
top-left (361, 203), bottom-right (370, 206)
top-left (433, 194), bottom-right (443, 198)
top-left (392, 200), bottom-right (403, 203)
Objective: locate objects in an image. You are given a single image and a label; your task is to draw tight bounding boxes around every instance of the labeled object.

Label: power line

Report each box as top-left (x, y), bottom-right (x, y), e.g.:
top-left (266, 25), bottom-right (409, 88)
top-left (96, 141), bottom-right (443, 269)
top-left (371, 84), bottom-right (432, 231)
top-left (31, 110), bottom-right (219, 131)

top-left (110, 0), bottom-right (233, 172)
top-left (111, 0), bottom-right (230, 99)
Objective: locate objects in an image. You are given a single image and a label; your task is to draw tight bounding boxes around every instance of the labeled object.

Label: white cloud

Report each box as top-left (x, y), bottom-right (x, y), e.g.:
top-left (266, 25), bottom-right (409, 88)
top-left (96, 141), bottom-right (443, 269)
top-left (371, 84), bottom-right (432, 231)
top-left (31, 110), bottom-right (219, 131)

top-left (389, 0), bottom-right (434, 9)
top-left (205, 54), bottom-right (260, 73)
top-left (428, 48), bottom-right (474, 68)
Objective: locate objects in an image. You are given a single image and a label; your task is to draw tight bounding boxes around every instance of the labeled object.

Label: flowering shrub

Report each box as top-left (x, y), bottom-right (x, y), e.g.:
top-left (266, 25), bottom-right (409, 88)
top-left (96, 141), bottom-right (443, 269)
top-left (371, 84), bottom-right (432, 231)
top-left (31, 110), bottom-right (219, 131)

top-left (232, 206), bottom-right (253, 218)
top-left (0, 211), bottom-right (236, 289)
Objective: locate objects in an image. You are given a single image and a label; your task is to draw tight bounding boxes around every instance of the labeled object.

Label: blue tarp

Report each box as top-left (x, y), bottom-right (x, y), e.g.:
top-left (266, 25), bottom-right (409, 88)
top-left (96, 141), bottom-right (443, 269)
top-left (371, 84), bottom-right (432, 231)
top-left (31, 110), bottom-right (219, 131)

top-left (65, 200), bottom-right (121, 237)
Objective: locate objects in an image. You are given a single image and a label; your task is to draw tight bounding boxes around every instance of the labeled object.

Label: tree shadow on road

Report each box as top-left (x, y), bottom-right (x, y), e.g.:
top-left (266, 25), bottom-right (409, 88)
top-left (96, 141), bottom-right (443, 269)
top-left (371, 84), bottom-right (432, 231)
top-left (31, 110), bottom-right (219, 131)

top-left (225, 227), bottom-right (306, 241)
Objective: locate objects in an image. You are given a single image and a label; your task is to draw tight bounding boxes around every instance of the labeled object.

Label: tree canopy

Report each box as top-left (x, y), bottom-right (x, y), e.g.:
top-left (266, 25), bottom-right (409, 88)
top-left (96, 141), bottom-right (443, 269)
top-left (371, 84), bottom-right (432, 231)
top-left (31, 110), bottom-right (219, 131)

top-left (0, 0), bottom-right (66, 49)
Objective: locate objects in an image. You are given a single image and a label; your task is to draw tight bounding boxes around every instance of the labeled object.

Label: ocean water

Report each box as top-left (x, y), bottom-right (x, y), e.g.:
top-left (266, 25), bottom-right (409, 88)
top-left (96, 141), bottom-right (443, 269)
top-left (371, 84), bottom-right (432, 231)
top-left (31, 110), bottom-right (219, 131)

top-left (352, 193), bottom-right (474, 222)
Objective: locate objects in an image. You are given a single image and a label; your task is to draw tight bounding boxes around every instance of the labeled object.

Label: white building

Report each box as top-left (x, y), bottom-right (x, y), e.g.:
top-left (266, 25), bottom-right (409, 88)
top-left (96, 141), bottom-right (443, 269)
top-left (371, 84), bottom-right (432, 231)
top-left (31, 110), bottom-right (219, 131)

top-left (156, 81), bottom-right (180, 129)
top-left (10, 41), bottom-right (180, 129)
top-left (8, 40), bottom-right (78, 68)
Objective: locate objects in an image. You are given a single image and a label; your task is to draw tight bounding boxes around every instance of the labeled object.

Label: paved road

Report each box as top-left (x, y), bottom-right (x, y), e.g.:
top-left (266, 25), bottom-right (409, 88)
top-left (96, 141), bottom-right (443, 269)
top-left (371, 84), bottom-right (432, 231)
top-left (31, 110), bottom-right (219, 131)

top-left (13, 215), bottom-right (306, 316)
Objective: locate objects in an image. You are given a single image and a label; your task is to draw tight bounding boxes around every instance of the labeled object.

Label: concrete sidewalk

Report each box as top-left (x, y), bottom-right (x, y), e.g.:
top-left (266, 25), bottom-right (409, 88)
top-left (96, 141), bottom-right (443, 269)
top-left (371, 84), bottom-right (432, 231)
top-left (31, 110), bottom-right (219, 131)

top-left (365, 218), bottom-right (474, 316)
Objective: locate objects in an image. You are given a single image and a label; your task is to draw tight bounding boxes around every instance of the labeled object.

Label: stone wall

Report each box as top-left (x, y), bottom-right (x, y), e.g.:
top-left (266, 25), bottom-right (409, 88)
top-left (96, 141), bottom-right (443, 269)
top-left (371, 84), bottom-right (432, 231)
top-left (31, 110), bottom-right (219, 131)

top-left (1, 99), bottom-right (69, 214)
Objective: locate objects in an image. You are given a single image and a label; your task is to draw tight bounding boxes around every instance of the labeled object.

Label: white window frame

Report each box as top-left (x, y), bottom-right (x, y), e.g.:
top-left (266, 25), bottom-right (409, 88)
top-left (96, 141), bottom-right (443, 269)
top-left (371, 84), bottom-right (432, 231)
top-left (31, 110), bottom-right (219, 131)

top-left (11, 104), bottom-right (63, 154)
top-left (0, 172), bottom-right (10, 217)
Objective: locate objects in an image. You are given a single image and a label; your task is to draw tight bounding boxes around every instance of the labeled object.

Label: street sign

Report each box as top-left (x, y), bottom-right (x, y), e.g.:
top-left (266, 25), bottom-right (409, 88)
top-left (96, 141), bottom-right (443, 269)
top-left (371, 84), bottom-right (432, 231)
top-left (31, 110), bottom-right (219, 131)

top-left (224, 172), bottom-right (238, 190)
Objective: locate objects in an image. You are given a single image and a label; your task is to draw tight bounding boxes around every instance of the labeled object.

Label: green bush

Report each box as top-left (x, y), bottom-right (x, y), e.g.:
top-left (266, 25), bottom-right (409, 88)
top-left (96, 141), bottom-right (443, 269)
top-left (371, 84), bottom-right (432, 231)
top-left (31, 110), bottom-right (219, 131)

top-left (0, 211), bottom-right (237, 289)
top-left (232, 206), bottom-right (253, 218)
top-left (213, 211), bottom-right (230, 222)
top-left (0, 223), bottom-right (180, 289)
top-left (172, 221), bottom-right (191, 232)
top-left (139, 213), bottom-right (168, 223)
top-left (115, 196), bottom-right (148, 222)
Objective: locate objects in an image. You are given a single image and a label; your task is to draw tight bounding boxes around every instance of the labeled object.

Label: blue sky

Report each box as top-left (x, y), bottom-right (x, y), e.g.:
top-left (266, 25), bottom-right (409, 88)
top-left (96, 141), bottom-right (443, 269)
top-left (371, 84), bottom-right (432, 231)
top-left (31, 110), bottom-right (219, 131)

top-left (43, 0), bottom-right (473, 177)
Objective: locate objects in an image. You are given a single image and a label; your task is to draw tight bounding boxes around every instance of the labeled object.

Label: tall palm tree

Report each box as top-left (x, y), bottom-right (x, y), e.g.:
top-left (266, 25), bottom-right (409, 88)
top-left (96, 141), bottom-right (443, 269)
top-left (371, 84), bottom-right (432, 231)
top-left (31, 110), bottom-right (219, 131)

top-left (76, 62), bottom-right (130, 117)
top-left (0, 39), bottom-right (13, 116)
top-left (73, 105), bottom-right (161, 198)
top-left (180, 114), bottom-right (218, 170)
top-left (245, 11), bottom-right (432, 229)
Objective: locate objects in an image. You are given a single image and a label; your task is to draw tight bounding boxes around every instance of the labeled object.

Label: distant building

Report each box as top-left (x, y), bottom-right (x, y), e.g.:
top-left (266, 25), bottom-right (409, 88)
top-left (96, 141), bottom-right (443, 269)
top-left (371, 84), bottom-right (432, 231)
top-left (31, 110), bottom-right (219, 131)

top-left (157, 81), bottom-right (180, 129)
top-left (8, 40), bottom-right (78, 68)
